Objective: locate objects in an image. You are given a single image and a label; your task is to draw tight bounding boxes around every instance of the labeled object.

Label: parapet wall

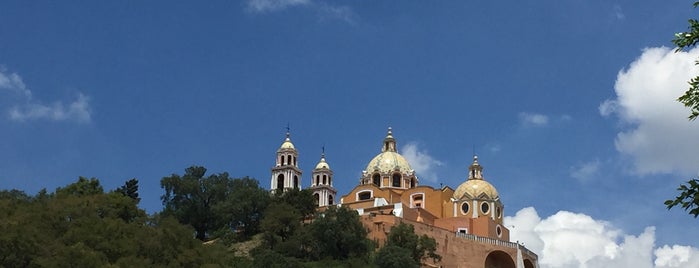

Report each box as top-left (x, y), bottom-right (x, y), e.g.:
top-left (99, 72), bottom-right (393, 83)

top-left (360, 214), bottom-right (537, 268)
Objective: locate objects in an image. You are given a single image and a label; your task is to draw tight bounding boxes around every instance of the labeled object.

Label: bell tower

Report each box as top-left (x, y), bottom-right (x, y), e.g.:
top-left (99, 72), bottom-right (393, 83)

top-left (271, 131), bottom-right (302, 193)
top-left (310, 150), bottom-right (337, 207)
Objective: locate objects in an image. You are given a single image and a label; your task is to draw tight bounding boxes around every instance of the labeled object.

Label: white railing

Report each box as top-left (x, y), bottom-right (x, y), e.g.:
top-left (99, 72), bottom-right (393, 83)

top-left (454, 232), bottom-right (538, 259)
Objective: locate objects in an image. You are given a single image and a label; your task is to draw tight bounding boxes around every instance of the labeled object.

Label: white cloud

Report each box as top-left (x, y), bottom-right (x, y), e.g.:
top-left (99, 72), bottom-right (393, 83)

top-left (519, 112), bottom-right (549, 126)
top-left (0, 67), bottom-right (91, 123)
top-left (570, 159), bottom-right (600, 182)
top-left (613, 5), bottom-right (625, 20)
top-left (601, 47), bottom-right (699, 175)
top-left (246, 0), bottom-right (356, 24)
top-left (247, 0), bottom-right (310, 13)
top-left (400, 142), bottom-right (443, 183)
top-left (0, 67), bottom-right (31, 98)
top-left (655, 245), bottom-right (699, 268)
top-left (505, 207), bottom-right (699, 268)
top-left (9, 93), bottom-right (91, 123)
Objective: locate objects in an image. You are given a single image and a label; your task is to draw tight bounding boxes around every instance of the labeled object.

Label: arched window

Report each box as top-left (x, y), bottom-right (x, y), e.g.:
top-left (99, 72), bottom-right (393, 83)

top-left (293, 175), bottom-right (299, 189)
top-left (323, 175), bottom-right (327, 185)
top-left (293, 156), bottom-right (296, 166)
top-left (280, 155), bottom-right (284, 165)
top-left (358, 191), bottom-right (371, 200)
top-left (277, 174), bottom-right (284, 190)
top-left (287, 155), bottom-right (292, 166)
top-left (313, 193), bottom-right (320, 205)
top-left (315, 175), bottom-right (319, 186)
top-left (328, 176), bottom-right (332, 185)
top-left (410, 178), bottom-right (416, 188)
top-left (372, 174), bottom-right (380, 186)
top-left (328, 195), bottom-right (334, 205)
top-left (392, 173), bottom-right (401, 187)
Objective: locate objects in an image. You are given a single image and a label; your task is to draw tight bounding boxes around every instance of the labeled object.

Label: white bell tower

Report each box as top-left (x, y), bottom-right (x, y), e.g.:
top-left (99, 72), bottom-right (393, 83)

top-left (310, 150), bottom-right (337, 207)
top-left (271, 131), bottom-right (302, 193)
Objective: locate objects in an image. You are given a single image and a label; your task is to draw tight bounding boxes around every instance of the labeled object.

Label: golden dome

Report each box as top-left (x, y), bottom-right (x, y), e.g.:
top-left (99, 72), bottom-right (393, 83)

top-left (453, 179), bottom-right (499, 200)
top-left (315, 154), bottom-right (330, 169)
top-left (279, 132), bottom-right (295, 150)
top-left (365, 151), bottom-right (413, 174)
top-left (452, 155), bottom-right (498, 200)
top-left (364, 127), bottom-right (414, 175)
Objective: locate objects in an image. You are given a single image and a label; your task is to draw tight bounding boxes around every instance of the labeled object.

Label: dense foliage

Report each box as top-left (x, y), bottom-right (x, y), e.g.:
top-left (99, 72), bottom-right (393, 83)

top-left (2, 166), bottom-right (444, 267)
top-left (375, 222), bottom-right (441, 267)
top-left (0, 177), bottom-right (237, 267)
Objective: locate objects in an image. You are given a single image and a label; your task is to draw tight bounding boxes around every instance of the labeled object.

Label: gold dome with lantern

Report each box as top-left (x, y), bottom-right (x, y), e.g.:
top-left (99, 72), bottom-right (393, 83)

top-left (360, 127), bottom-right (418, 189)
top-left (453, 156), bottom-right (499, 200)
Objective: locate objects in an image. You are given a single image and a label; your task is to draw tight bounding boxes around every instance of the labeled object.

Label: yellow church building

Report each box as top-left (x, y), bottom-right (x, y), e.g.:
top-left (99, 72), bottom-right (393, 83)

top-left (271, 128), bottom-right (538, 268)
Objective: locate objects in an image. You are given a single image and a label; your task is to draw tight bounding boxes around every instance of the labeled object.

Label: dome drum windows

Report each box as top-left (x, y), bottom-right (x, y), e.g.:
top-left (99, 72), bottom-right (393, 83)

top-left (392, 173), bottom-right (401, 187)
top-left (481, 202), bottom-right (490, 214)
top-left (372, 174), bottom-right (381, 186)
top-left (461, 202), bottom-right (470, 215)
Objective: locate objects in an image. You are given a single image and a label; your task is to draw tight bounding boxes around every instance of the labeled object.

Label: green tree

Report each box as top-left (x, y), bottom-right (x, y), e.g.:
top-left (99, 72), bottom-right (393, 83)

top-left (272, 188), bottom-right (317, 218)
top-left (308, 206), bottom-right (373, 260)
top-left (260, 203), bottom-right (301, 247)
top-left (665, 179), bottom-right (699, 217)
top-left (160, 166), bottom-right (232, 240)
top-left (116, 178), bottom-right (140, 202)
top-left (382, 222), bottom-right (441, 265)
top-left (375, 244), bottom-right (418, 268)
top-left (667, 2), bottom-right (699, 218)
top-left (215, 176), bottom-right (270, 240)
top-left (1, 177), bottom-right (237, 267)
top-left (56, 176), bottom-right (103, 196)
top-left (673, 1), bottom-right (699, 120)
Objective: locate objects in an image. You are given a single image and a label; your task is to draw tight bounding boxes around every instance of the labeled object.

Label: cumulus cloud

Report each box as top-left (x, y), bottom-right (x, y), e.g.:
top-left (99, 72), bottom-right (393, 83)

top-left (519, 112), bottom-right (549, 126)
top-left (505, 207), bottom-right (699, 268)
top-left (601, 47), bottom-right (699, 175)
top-left (246, 0), bottom-right (356, 24)
top-left (570, 159), bottom-right (601, 182)
top-left (400, 142), bottom-right (443, 183)
top-left (0, 67), bottom-right (91, 123)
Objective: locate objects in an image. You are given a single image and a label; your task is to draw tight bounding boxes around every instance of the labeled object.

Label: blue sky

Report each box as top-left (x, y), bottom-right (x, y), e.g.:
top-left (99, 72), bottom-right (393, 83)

top-left (2, 1), bottom-right (699, 267)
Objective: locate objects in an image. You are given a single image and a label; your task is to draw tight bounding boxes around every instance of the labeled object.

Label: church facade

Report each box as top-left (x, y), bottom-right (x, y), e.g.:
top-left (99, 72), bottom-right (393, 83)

top-left (271, 128), bottom-right (538, 268)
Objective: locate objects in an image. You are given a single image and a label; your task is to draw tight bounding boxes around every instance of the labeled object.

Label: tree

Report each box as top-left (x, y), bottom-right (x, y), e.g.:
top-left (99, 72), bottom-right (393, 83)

top-left (375, 244), bottom-right (418, 268)
top-left (308, 206), bottom-right (373, 260)
top-left (665, 179), bottom-right (699, 217)
top-left (667, 2), bottom-right (699, 218)
top-left (380, 222), bottom-right (441, 266)
top-left (271, 188), bottom-right (317, 218)
top-left (160, 166), bottom-right (232, 240)
top-left (116, 178), bottom-right (140, 202)
top-left (0, 177), bottom-right (236, 267)
top-left (260, 203), bottom-right (301, 248)
top-left (215, 176), bottom-right (270, 240)
top-left (673, 1), bottom-right (699, 121)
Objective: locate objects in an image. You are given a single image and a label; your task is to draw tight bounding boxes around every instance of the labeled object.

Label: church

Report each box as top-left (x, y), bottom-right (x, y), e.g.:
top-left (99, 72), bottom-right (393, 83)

top-left (270, 128), bottom-right (538, 268)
